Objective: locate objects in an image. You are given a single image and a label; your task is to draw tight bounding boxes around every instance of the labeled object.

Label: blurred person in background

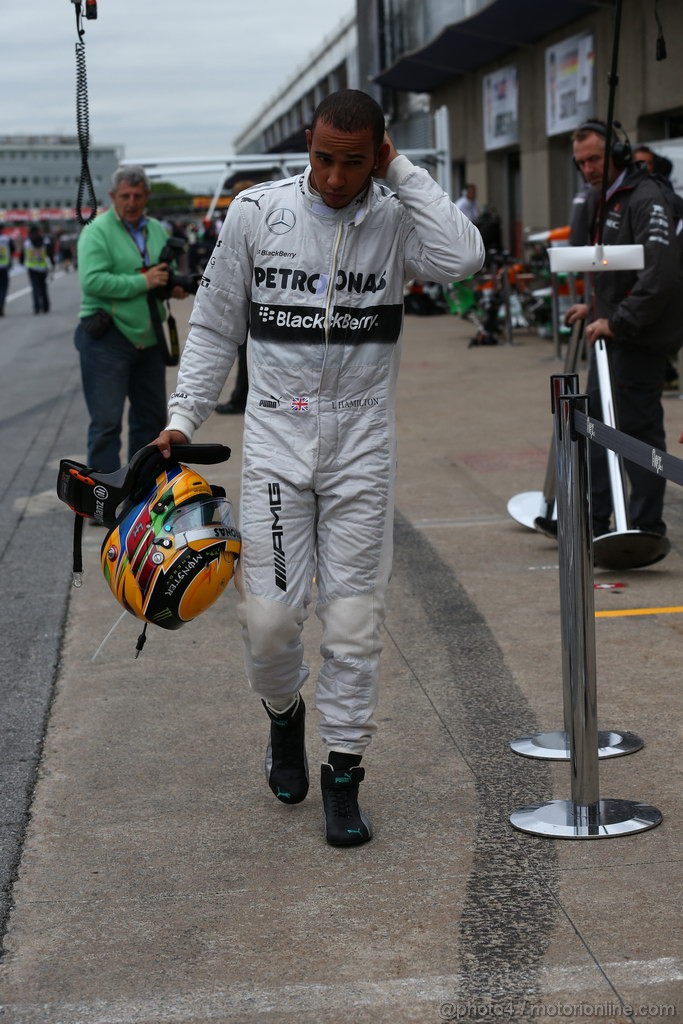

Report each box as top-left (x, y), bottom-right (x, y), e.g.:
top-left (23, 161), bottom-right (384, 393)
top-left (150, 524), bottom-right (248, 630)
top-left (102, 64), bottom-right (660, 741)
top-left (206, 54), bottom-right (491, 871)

top-left (455, 182), bottom-right (479, 223)
top-left (215, 180), bottom-right (256, 415)
top-left (633, 144), bottom-right (683, 390)
top-left (632, 145), bottom-right (656, 173)
top-left (22, 225), bottom-right (52, 314)
top-left (0, 226), bottom-right (14, 316)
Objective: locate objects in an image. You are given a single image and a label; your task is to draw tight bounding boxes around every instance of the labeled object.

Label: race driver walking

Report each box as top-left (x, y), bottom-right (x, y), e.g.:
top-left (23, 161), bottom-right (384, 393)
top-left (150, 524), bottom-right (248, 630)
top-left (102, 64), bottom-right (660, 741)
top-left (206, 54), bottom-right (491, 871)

top-left (153, 89), bottom-right (484, 846)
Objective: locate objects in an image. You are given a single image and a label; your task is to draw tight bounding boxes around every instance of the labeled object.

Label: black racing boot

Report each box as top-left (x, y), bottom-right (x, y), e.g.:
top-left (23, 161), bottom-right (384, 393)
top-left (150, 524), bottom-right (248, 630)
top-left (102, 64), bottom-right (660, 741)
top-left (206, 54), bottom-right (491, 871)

top-left (320, 764), bottom-right (373, 847)
top-left (263, 695), bottom-right (309, 804)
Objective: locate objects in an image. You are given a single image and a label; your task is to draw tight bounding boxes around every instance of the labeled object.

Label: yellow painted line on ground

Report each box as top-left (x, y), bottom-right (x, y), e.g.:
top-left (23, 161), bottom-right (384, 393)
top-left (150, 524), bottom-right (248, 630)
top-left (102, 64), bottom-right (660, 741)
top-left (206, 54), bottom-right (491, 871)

top-left (596, 606), bottom-right (683, 618)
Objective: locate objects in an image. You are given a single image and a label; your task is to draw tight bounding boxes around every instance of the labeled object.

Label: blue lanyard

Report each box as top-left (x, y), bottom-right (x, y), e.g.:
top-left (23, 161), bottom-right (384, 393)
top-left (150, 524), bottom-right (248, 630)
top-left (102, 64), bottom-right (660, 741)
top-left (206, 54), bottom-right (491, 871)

top-left (123, 219), bottom-right (149, 266)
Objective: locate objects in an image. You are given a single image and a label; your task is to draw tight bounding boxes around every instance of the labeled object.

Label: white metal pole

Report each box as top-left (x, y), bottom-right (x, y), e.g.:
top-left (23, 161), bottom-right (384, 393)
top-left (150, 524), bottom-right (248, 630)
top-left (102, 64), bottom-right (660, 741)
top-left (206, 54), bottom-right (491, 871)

top-left (595, 338), bottom-right (629, 532)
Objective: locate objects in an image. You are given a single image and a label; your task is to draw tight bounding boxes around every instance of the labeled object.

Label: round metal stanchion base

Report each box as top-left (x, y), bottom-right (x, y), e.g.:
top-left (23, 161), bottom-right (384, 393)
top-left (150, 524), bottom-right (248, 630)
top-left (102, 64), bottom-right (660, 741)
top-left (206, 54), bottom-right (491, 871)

top-left (510, 798), bottom-right (662, 839)
top-left (510, 729), bottom-right (643, 760)
top-left (593, 530), bottom-right (670, 570)
top-left (507, 491), bottom-right (549, 530)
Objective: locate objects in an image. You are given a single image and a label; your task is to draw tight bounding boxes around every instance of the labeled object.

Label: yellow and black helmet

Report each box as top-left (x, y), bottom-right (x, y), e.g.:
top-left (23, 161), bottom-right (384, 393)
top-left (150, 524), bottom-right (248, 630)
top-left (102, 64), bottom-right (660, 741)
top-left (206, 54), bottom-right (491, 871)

top-left (57, 443), bottom-right (240, 636)
top-left (102, 462), bottom-right (240, 630)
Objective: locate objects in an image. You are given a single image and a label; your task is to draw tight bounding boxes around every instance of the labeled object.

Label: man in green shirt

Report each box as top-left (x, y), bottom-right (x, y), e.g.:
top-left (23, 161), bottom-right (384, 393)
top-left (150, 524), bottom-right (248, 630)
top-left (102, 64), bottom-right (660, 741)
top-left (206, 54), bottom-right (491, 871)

top-left (76, 165), bottom-right (181, 472)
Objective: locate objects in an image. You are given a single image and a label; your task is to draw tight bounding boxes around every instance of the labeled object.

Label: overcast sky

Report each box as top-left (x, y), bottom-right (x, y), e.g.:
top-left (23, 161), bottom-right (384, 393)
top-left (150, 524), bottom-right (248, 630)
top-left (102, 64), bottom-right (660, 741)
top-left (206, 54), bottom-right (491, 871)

top-left (2, 1), bottom-right (356, 173)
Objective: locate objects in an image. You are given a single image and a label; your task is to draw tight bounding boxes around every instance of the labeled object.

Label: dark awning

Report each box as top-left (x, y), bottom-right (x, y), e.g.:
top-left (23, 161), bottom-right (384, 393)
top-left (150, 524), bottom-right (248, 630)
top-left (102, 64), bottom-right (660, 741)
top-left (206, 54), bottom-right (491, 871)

top-left (375, 0), bottom-right (603, 93)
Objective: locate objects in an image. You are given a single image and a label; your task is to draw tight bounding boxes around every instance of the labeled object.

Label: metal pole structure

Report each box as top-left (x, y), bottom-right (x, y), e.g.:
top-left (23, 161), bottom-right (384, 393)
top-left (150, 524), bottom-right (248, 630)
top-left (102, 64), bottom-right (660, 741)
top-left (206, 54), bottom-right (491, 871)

top-left (551, 274), bottom-right (561, 360)
top-left (434, 105), bottom-right (451, 195)
top-left (592, 338), bottom-right (671, 569)
top-left (563, 393), bottom-right (600, 808)
top-left (537, 437), bottom-right (557, 526)
top-left (567, 273), bottom-right (577, 307)
top-left (556, 375), bottom-right (579, 756)
top-left (511, 392), bottom-right (662, 838)
top-left (510, 375), bottom-right (642, 762)
top-left (507, 321), bottom-right (584, 530)
top-left (595, 338), bottom-right (629, 532)
top-left (595, 0), bottom-right (623, 249)
top-left (206, 170), bottom-right (231, 225)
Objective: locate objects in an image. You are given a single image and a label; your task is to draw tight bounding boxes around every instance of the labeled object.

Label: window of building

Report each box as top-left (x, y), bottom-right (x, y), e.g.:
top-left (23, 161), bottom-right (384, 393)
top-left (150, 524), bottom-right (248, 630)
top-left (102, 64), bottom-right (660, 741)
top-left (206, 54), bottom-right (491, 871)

top-left (666, 113), bottom-right (683, 138)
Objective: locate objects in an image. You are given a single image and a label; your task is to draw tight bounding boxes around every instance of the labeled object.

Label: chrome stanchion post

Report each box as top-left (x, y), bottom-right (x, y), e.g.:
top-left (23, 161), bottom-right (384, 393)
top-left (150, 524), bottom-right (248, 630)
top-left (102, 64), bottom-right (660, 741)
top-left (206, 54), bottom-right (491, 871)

top-left (568, 272), bottom-right (577, 308)
top-left (563, 394), bottom-right (600, 810)
top-left (538, 441), bottom-right (556, 524)
top-left (511, 393), bottom-right (662, 839)
top-left (510, 376), bottom-right (643, 762)
top-left (551, 273), bottom-right (561, 360)
top-left (595, 338), bottom-right (629, 532)
top-left (507, 321), bottom-right (584, 531)
top-left (556, 376), bottom-right (576, 754)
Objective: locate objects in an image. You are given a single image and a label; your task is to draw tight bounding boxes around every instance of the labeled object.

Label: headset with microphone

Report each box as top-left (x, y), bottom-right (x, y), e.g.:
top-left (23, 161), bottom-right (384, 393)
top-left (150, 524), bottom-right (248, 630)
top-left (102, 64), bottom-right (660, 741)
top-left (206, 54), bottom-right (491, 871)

top-left (573, 119), bottom-right (633, 171)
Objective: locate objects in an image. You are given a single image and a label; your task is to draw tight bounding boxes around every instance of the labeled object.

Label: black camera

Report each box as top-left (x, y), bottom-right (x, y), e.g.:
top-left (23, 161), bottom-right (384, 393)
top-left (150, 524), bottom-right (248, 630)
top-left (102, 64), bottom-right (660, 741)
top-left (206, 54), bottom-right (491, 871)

top-left (154, 237), bottom-right (201, 298)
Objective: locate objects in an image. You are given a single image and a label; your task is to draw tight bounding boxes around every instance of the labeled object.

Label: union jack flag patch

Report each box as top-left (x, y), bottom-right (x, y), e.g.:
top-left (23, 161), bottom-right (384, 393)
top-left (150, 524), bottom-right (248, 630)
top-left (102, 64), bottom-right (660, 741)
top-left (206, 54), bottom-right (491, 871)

top-left (291, 396), bottom-right (309, 412)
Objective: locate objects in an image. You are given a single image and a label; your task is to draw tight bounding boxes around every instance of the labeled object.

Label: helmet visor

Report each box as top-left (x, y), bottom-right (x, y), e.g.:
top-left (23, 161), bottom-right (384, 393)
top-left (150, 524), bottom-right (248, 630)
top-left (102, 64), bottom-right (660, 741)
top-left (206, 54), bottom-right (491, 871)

top-left (164, 497), bottom-right (240, 548)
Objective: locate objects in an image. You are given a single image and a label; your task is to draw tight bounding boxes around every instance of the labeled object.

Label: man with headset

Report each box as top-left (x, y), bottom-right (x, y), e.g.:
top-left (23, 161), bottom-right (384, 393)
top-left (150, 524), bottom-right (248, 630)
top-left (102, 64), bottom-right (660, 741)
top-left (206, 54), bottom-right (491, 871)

top-left (566, 120), bottom-right (683, 544)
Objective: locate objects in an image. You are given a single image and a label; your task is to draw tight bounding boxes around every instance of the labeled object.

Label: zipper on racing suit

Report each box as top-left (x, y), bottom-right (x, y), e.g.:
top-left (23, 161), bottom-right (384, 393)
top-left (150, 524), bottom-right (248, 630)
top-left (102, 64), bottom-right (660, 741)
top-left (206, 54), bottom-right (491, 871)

top-left (316, 219), bottom-right (345, 469)
top-left (323, 220), bottom-right (345, 347)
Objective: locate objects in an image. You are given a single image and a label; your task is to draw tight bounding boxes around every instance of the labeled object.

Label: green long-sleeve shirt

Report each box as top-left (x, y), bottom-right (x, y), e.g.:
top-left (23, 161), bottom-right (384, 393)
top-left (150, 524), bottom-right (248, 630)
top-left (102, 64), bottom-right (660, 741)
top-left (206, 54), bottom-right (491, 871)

top-left (77, 207), bottom-right (169, 348)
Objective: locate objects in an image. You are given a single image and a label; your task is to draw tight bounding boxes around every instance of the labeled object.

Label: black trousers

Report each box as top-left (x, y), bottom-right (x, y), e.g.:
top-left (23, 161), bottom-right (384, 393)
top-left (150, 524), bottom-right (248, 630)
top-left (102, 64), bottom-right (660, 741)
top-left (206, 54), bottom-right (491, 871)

top-left (28, 269), bottom-right (49, 312)
top-left (586, 343), bottom-right (668, 535)
top-left (0, 267), bottom-right (8, 313)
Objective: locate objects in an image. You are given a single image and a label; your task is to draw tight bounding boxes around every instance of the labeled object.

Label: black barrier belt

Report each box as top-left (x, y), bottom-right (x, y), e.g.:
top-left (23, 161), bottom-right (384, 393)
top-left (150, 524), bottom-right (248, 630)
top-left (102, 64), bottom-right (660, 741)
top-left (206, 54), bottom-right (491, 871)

top-left (573, 409), bottom-right (683, 488)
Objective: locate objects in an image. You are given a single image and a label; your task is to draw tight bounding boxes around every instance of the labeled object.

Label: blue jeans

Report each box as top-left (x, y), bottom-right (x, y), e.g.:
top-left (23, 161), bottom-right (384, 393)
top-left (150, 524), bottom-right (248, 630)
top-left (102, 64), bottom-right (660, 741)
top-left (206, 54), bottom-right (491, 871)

top-left (74, 321), bottom-right (168, 472)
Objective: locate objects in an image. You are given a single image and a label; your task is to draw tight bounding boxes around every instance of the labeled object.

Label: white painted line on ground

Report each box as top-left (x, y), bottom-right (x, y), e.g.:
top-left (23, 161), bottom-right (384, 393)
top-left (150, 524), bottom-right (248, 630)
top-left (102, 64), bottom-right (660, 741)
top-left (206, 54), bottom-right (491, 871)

top-left (4, 957), bottom-right (681, 1023)
top-left (7, 285), bottom-right (32, 302)
top-left (412, 515), bottom-right (510, 529)
top-left (7, 269), bottom-right (66, 303)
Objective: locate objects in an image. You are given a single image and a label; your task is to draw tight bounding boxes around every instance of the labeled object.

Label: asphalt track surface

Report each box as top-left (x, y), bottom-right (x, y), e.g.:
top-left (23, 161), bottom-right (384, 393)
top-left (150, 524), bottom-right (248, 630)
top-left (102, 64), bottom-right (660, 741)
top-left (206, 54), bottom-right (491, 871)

top-left (0, 267), bottom-right (87, 929)
top-left (1, 267), bottom-right (682, 1020)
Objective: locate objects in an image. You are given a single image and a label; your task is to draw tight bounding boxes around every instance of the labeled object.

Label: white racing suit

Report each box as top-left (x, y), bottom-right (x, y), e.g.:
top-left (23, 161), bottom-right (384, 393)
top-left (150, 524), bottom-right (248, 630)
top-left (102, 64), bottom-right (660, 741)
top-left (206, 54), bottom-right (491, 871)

top-left (168, 157), bottom-right (484, 754)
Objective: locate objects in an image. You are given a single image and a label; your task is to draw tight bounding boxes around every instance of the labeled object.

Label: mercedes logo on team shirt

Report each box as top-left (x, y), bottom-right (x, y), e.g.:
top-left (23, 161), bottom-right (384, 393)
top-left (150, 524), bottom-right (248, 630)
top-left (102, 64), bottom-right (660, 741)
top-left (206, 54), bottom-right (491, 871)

top-left (266, 208), bottom-right (296, 235)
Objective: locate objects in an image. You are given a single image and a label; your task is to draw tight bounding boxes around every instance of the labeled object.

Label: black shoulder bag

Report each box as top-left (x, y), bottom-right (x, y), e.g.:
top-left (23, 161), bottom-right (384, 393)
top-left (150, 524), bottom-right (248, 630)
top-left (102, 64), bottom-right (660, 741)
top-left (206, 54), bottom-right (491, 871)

top-left (146, 291), bottom-right (179, 367)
